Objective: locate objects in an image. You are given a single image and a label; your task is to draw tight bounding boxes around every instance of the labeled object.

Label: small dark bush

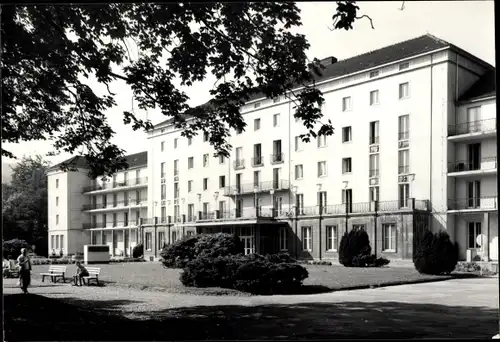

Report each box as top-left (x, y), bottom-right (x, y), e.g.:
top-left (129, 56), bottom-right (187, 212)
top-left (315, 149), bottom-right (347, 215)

top-left (132, 244), bottom-right (144, 259)
top-left (161, 233), bottom-right (244, 269)
top-left (180, 252), bottom-right (308, 295)
top-left (413, 230), bottom-right (458, 275)
top-left (338, 228), bottom-right (390, 267)
top-left (3, 239), bottom-right (31, 259)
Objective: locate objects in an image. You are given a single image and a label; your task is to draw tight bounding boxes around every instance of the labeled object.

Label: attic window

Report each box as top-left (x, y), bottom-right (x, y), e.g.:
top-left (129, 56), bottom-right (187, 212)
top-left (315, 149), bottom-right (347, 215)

top-left (254, 102), bottom-right (261, 109)
top-left (399, 62), bottom-right (410, 70)
top-left (369, 70), bottom-right (379, 78)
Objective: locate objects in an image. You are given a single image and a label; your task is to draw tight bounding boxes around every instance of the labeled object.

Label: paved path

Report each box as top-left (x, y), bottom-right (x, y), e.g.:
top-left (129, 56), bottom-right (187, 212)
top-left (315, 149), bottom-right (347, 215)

top-left (3, 277), bottom-right (498, 316)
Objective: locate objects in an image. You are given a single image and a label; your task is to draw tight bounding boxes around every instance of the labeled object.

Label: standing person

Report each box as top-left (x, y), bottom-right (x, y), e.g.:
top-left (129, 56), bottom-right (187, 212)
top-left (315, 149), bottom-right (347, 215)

top-left (72, 261), bottom-right (89, 286)
top-left (17, 248), bottom-right (32, 294)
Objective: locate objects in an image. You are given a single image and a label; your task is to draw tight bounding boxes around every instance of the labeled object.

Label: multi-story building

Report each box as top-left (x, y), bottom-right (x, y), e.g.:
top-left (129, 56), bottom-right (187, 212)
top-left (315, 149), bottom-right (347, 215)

top-left (47, 152), bottom-right (148, 256)
top-left (145, 34), bottom-right (497, 263)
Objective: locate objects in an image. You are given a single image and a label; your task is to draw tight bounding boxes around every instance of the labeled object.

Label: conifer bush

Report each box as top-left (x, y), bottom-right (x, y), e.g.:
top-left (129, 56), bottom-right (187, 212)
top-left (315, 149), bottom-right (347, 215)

top-left (413, 230), bottom-right (458, 275)
top-left (338, 228), bottom-right (390, 267)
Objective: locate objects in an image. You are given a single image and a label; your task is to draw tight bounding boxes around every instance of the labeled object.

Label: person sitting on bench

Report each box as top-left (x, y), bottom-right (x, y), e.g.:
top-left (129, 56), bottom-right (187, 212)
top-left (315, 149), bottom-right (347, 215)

top-left (72, 261), bottom-right (89, 286)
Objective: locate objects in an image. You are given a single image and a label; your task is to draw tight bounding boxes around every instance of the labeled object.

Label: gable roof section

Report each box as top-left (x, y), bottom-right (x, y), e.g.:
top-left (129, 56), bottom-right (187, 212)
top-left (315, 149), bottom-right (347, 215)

top-left (154, 34), bottom-right (493, 129)
top-left (48, 151), bottom-right (148, 172)
top-left (458, 69), bottom-right (496, 102)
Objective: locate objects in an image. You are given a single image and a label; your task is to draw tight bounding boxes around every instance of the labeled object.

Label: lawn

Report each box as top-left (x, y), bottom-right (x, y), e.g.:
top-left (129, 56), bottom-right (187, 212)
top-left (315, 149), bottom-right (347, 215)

top-left (30, 262), bottom-right (454, 295)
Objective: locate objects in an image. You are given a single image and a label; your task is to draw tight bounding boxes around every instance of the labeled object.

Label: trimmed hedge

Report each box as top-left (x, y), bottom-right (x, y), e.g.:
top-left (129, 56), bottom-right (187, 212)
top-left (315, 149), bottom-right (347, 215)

top-left (413, 230), bottom-right (458, 275)
top-left (180, 252), bottom-right (309, 295)
top-left (338, 228), bottom-right (390, 267)
top-left (160, 233), bottom-right (244, 269)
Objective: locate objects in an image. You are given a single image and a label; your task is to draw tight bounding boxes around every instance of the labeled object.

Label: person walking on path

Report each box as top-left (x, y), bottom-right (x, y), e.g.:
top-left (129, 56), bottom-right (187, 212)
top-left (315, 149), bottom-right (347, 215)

top-left (17, 248), bottom-right (32, 294)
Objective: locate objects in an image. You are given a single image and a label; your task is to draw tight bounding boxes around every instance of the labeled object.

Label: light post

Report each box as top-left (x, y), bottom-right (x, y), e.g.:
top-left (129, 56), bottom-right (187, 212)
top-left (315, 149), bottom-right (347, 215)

top-left (270, 189), bottom-right (275, 217)
top-left (153, 201), bottom-right (158, 219)
top-left (253, 186), bottom-right (259, 217)
top-left (317, 183), bottom-right (323, 260)
top-left (213, 192), bottom-right (219, 218)
top-left (343, 181), bottom-right (349, 233)
top-left (128, 196), bottom-right (132, 257)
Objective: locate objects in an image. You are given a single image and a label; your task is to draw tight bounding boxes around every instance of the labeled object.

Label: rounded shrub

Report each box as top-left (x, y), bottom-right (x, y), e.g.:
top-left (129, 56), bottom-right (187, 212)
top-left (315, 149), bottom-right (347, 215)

top-left (132, 244), bottom-right (144, 259)
top-left (3, 238), bottom-right (31, 259)
top-left (161, 235), bottom-right (202, 269)
top-left (338, 228), bottom-right (390, 267)
top-left (413, 230), bottom-right (458, 275)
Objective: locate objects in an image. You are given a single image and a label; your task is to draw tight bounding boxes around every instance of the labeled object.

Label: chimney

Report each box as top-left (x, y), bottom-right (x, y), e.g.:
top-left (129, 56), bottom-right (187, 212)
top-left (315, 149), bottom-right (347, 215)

top-left (320, 56), bottom-right (338, 66)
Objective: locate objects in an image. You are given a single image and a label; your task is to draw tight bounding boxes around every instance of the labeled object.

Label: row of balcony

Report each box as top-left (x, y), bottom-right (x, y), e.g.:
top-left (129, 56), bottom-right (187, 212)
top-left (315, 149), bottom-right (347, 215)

top-left (82, 177), bottom-right (148, 193)
top-left (448, 118), bottom-right (496, 136)
top-left (447, 156), bottom-right (497, 173)
top-left (233, 153), bottom-right (285, 170)
top-left (82, 198), bottom-right (148, 211)
top-left (448, 196), bottom-right (497, 211)
top-left (223, 180), bottom-right (290, 196)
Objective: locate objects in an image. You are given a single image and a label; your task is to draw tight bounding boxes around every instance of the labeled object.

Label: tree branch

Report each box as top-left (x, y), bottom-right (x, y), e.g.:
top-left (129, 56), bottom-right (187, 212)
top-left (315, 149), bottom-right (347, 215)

top-left (356, 14), bottom-right (375, 29)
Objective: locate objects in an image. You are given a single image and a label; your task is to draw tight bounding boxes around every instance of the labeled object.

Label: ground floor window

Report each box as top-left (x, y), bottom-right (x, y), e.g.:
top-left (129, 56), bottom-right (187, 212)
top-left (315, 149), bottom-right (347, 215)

top-left (172, 231), bottom-right (177, 243)
top-left (240, 227), bottom-right (255, 255)
top-left (145, 232), bottom-right (152, 251)
top-left (222, 226), bottom-right (234, 235)
top-left (279, 227), bottom-right (287, 251)
top-left (158, 232), bottom-right (165, 249)
top-left (352, 224), bottom-right (365, 231)
top-left (467, 222), bottom-right (482, 249)
top-left (187, 231), bottom-right (194, 237)
top-left (301, 226), bottom-right (312, 251)
top-left (91, 233), bottom-right (97, 245)
top-left (382, 224), bottom-right (397, 252)
top-left (326, 225), bottom-right (338, 251)
top-left (102, 233), bottom-right (107, 245)
top-left (51, 235), bottom-right (55, 250)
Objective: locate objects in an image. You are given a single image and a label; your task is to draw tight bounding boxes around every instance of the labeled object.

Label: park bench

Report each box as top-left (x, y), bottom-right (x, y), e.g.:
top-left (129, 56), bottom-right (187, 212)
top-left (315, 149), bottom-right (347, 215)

top-left (82, 267), bottom-right (101, 286)
top-left (40, 265), bottom-right (67, 283)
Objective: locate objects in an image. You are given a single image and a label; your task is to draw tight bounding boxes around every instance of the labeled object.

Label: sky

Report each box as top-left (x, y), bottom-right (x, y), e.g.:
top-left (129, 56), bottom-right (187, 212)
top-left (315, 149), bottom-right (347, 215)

top-left (2, 1), bottom-right (496, 167)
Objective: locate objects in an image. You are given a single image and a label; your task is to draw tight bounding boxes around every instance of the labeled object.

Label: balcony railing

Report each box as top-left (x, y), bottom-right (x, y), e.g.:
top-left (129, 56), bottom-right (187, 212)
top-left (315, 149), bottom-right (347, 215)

top-left (448, 157), bottom-right (497, 173)
top-left (82, 198), bottom-right (147, 211)
top-left (223, 180), bottom-right (290, 196)
top-left (448, 118), bottom-right (496, 136)
top-left (82, 220), bottom-right (141, 229)
top-left (369, 136), bottom-right (380, 145)
top-left (270, 152), bottom-right (285, 164)
top-left (369, 169), bottom-right (380, 177)
top-left (82, 177), bottom-right (148, 193)
top-left (398, 131), bottom-right (409, 140)
top-left (233, 159), bottom-right (245, 170)
top-left (198, 207), bottom-right (275, 221)
top-left (251, 156), bottom-right (264, 167)
top-left (398, 165), bottom-right (410, 174)
top-left (297, 199), bottom-right (429, 216)
top-left (448, 196), bottom-right (497, 210)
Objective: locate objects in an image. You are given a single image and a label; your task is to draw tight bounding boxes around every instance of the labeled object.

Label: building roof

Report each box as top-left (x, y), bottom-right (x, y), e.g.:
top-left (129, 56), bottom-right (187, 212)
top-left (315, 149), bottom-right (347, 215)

top-left (153, 33), bottom-right (494, 128)
top-left (458, 69), bottom-right (496, 102)
top-left (48, 151), bottom-right (148, 172)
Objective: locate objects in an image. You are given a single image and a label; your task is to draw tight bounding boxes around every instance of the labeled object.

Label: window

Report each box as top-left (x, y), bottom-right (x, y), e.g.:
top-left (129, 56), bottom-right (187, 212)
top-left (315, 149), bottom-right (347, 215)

top-left (342, 158), bottom-right (352, 174)
top-left (56, 197), bottom-right (59, 206)
top-left (203, 132), bottom-right (209, 142)
top-left (295, 136), bottom-right (303, 151)
top-left (296, 193), bottom-right (304, 214)
top-left (173, 182), bottom-right (179, 198)
top-left (369, 154), bottom-right (379, 177)
top-left (113, 213), bottom-right (117, 227)
top-left (188, 204), bottom-right (195, 221)
top-left (369, 70), bottom-right (379, 78)
top-left (102, 214), bottom-right (107, 228)
top-left (188, 157), bottom-right (194, 169)
top-left (161, 162), bottom-right (166, 178)
top-left (158, 232), bottom-right (165, 249)
top-left (383, 224), bottom-right (397, 252)
top-left (60, 235), bottom-right (64, 250)
top-left (301, 226), bottom-right (312, 251)
top-left (174, 159), bottom-right (179, 176)
top-left (467, 180), bottom-right (481, 208)
top-left (369, 186), bottom-right (379, 202)
top-left (203, 178), bottom-right (208, 190)
top-left (219, 155), bottom-right (225, 164)
top-left (174, 205), bottom-right (180, 221)
top-left (370, 90), bottom-right (379, 105)
top-left (188, 180), bottom-right (193, 193)
top-left (399, 62), bottom-right (409, 70)
top-left (160, 207), bottom-right (166, 223)
top-left (317, 161), bottom-right (327, 177)
top-left (398, 150), bottom-right (409, 174)
top-left (254, 118), bottom-right (261, 131)
top-left (468, 222), bottom-right (482, 249)
top-left (135, 190), bottom-right (141, 202)
top-left (174, 138), bottom-right (178, 148)
top-left (103, 195), bottom-right (107, 207)
top-left (399, 183), bottom-right (410, 208)
top-left (51, 235), bottom-right (55, 250)
top-left (326, 226), bottom-right (338, 251)
top-left (317, 135), bottom-right (327, 148)
top-left (342, 189), bottom-right (353, 212)
top-left (279, 227), bottom-right (287, 251)
top-left (113, 193), bottom-right (118, 207)
top-left (295, 165), bottom-right (304, 180)
top-left (124, 211), bottom-right (129, 226)
top-left (253, 170), bottom-right (260, 187)
top-left (56, 179), bottom-right (59, 188)
top-left (399, 82), bottom-right (410, 99)
top-left (161, 184), bottom-right (166, 200)
top-left (253, 143), bottom-right (262, 166)
top-left (254, 102), bottom-right (261, 109)
top-left (342, 126), bottom-right (352, 142)
top-left (172, 231), bottom-right (177, 243)
top-left (203, 202), bottom-right (210, 214)
top-left (161, 141), bottom-right (165, 151)
top-left (145, 232), bottom-right (152, 251)
top-left (318, 191), bottom-right (327, 208)
top-left (124, 191), bottom-right (129, 206)
top-left (369, 121), bottom-right (379, 144)
top-left (273, 113), bottom-right (280, 127)
top-left (342, 96), bottom-right (352, 111)
top-left (352, 224), bottom-right (365, 231)
top-left (56, 214), bottom-right (59, 225)
top-left (203, 154), bottom-right (209, 167)
top-left (188, 137), bottom-right (192, 145)
top-left (398, 115), bottom-right (409, 140)
top-left (219, 175), bottom-right (226, 188)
